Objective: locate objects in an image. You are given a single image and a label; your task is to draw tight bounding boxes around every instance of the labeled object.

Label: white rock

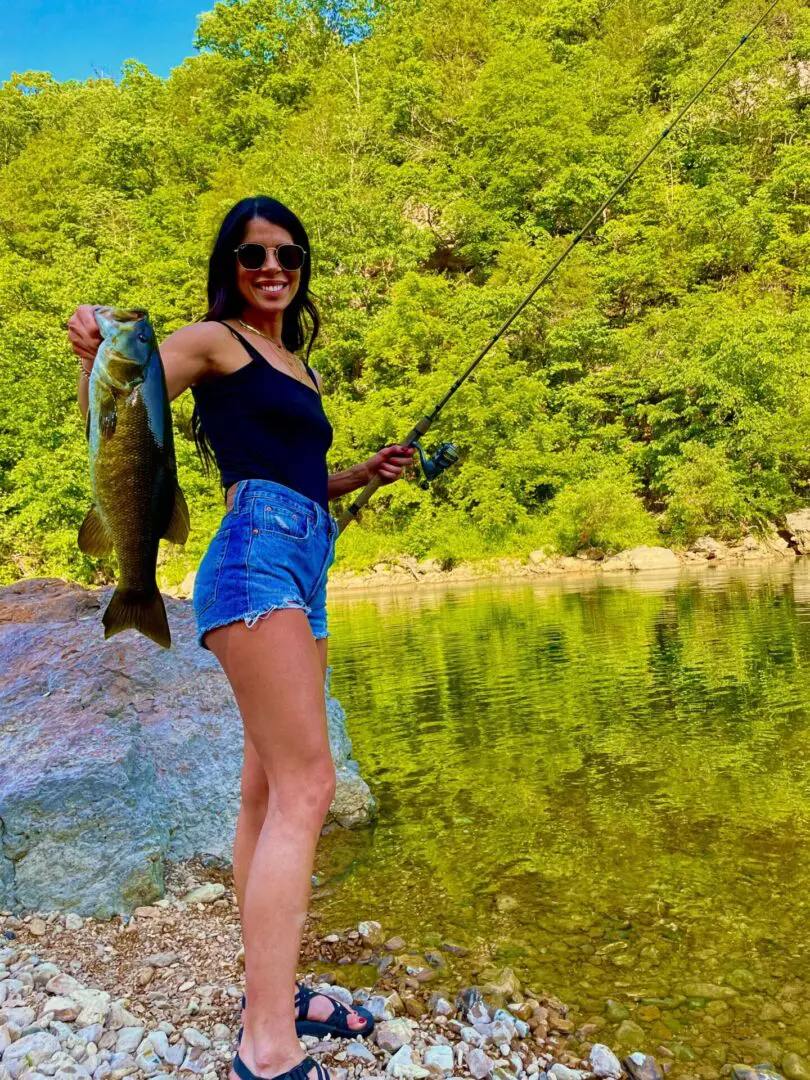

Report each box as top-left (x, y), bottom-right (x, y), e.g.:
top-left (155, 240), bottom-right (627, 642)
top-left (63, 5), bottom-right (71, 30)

top-left (0, 1013), bottom-right (33, 1032)
top-left (73, 992), bottom-right (110, 1029)
top-left (345, 1044), bottom-right (376, 1064)
top-left (104, 1006), bottom-right (137, 1033)
top-left (467, 1048), bottom-right (495, 1079)
top-left (107, 1051), bottom-right (138, 1080)
top-left (64, 916), bottom-right (83, 932)
top-left (162, 1042), bottom-right (185, 1067)
top-left (376, 1020), bottom-right (413, 1053)
top-left (0, 1030), bottom-right (16, 1056)
top-left (386, 1047), bottom-right (430, 1079)
top-left (74, 1032), bottom-right (101, 1049)
top-left (180, 885), bottom-right (225, 905)
top-left (0, 1067), bottom-right (11, 1080)
top-left (210, 1026), bottom-right (230, 1044)
top-left (92, 1063), bottom-right (110, 1080)
top-left (549, 1065), bottom-right (589, 1080)
top-left (44, 977), bottom-right (83, 999)
top-left (144, 1033), bottom-right (169, 1060)
top-left (423, 1045), bottom-right (454, 1074)
top-left (113, 1031), bottom-right (143, 1056)
top-left (432, 998), bottom-right (453, 1018)
top-left (459, 1027), bottom-right (484, 1049)
top-left (2, 1032), bottom-right (61, 1079)
top-left (181, 1028), bottom-right (210, 1050)
top-left (602, 546), bottom-right (680, 572)
top-left (41, 1000), bottom-right (79, 1024)
top-left (367, 996), bottom-right (393, 1022)
top-left (319, 985), bottom-right (353, 1008)
top-left (31, 968), bottom-right (60, 991)
top-left (180, 1047), bottom-right (216, 1074)
top-left (589, 1045), bottom-right (622, 1079)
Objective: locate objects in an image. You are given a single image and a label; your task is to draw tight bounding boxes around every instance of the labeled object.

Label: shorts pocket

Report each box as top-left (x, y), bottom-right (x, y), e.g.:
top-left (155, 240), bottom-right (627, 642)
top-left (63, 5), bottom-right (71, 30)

top-left (260, 503), bottom-right (314, 542)
top-left (194, 528), bottom-right (233, 618)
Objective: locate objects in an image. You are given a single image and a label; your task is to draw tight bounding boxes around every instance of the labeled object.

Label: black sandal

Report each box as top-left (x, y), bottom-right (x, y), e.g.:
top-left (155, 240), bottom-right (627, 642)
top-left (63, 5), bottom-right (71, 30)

top-left (232, 1051), bottom-right (328, 1080)
top-left (237, 985), bottom-right (375, 1042)
top-left (294, 983), bottom-right (375, 1039)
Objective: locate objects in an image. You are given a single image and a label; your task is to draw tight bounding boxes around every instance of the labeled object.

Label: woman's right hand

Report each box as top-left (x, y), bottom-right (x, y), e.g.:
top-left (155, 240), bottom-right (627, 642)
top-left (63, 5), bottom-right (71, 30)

top-left (68, 305), bottom-right (103, 366)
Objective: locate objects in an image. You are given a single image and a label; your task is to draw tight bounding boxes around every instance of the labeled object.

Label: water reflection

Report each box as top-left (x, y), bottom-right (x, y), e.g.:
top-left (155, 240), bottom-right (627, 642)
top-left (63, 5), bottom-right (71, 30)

top-left (318, 563), bottom-right (810, 1070)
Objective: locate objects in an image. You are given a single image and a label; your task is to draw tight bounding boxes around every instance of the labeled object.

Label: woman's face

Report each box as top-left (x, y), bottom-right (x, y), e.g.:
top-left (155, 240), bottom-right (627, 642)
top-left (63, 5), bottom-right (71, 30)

top-left (236, 217), bottom-right (302, 317)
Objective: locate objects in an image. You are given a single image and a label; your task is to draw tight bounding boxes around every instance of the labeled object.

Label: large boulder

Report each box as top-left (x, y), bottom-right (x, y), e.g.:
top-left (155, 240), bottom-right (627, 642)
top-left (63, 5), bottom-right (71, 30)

top-left (0, 578), bottom-right (376, 916)
top-left (601, 546), bottom-right (681, 572)
top-left (786, 509), bottom-right (810, 554)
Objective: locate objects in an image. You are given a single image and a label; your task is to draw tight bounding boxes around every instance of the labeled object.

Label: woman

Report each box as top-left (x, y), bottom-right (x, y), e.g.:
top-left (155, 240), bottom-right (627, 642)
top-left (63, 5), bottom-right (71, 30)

top-left (69, 195), bottom-right (414, 1080)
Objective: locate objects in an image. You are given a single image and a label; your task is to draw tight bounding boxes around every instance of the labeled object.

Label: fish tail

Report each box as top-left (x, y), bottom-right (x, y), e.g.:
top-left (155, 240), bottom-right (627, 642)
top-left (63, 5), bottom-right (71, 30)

top-left (102, 584), bottom-right (171, 649)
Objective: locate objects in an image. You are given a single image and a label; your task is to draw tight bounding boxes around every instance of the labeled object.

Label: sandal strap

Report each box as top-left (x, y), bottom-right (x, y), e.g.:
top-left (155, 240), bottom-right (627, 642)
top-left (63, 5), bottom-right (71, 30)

top-left (233, 1053), bottom-right (323, 1080)
top-left (294, 983), bottom-right (353, 1028)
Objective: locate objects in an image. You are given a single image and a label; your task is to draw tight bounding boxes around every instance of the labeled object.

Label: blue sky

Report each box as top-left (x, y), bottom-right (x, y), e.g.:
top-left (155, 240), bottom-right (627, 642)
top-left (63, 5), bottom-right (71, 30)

top-left (1, 0), bottom-right (207, 83)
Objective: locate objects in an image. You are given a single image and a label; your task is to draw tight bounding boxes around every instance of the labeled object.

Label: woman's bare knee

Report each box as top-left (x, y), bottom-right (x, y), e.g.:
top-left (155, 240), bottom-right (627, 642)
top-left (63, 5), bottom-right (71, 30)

top-left (270, 756), bottom-right (336, 828)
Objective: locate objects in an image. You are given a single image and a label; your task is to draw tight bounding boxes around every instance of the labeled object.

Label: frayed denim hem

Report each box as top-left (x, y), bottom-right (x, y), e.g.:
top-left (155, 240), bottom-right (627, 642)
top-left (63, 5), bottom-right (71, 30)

top-left (244, 599), bottom-right (311, 630)
top-left (198, 600), bottom-right (311, 648)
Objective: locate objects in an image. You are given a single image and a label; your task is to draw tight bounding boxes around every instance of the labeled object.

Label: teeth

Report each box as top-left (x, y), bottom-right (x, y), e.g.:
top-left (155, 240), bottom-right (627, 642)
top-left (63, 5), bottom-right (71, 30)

top-left (259, 284), bottom-right (285, 293)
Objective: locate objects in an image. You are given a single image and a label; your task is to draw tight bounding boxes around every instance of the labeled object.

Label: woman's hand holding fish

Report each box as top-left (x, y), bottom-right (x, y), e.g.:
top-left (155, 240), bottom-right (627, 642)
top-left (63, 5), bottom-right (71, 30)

top-left (68, 305), bottom-right (103, 366)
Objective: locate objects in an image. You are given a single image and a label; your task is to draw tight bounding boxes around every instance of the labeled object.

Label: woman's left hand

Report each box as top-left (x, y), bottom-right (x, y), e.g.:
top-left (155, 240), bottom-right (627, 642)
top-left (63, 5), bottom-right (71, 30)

top-left (366, 445), bottom-right (415, 485)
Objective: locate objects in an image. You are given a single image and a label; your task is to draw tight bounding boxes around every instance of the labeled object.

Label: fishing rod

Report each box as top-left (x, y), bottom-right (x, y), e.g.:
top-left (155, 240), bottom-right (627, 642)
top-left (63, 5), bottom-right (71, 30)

top-left (337, 0), bottom-right (782, 534)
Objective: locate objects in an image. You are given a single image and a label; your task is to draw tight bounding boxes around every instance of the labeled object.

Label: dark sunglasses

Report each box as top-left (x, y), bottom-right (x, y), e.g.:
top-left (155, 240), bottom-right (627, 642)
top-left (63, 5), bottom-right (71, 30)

top-left (234, 243), bottom-right (307, 272)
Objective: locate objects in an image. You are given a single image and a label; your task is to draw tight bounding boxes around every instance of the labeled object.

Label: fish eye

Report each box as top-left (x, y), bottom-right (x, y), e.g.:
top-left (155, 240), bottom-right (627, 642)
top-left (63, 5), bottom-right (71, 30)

top-left (137, 332), bottom-right (150, 343)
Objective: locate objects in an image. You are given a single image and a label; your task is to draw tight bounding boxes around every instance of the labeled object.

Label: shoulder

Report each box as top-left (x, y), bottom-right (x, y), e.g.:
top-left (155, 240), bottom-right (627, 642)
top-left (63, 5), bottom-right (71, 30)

top-left (159, 320), bottom-right (235, 397)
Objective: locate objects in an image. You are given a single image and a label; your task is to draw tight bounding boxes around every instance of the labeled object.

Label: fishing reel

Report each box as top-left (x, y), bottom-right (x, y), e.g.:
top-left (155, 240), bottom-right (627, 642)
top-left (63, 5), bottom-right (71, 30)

top-left (413, 440), bottom-right (460, 489)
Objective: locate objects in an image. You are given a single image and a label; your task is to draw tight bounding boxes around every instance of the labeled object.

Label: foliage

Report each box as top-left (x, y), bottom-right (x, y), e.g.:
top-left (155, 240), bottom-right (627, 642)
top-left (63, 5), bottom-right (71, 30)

top-left (1, 0), bottom-right (810, 584)
top-left (541, 464), bottom-right (660, 555)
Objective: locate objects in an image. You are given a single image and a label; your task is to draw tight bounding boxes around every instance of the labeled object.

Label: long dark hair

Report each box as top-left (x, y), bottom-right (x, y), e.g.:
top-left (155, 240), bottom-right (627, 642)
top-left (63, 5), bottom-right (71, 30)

top-left (191, 196), bottom-right (321, 475)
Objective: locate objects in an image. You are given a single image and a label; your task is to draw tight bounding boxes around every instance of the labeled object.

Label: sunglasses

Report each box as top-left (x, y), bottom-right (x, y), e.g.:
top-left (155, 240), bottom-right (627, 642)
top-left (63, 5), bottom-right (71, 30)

top-left (234, 243), bottom-right (307, 272)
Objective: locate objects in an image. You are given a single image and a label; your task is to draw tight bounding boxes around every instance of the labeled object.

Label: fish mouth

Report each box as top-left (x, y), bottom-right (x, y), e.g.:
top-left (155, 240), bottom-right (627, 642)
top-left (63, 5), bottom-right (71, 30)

top-left (99, 307), bottom-right (148, 324)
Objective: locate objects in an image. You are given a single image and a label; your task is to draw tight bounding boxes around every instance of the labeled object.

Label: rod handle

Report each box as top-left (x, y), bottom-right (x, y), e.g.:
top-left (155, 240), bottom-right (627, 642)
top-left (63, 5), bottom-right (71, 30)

top-left (336, 473), bottom-right (385, 533)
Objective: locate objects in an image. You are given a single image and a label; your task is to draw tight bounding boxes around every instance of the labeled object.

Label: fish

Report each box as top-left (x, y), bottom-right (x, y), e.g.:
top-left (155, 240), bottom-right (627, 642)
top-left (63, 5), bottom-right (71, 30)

top-left (78, 307), bottom-right (189, 648)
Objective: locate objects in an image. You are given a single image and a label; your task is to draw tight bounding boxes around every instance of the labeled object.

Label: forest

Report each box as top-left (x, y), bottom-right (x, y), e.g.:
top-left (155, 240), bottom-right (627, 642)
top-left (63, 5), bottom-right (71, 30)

top-left (1, 0), bottom-right (809, 586)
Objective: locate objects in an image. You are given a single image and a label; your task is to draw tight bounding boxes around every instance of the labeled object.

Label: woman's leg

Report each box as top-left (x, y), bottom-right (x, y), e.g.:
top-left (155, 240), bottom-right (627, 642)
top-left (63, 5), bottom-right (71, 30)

top-left (231, 633), bottom-right (368, 1033)
top-left (207, 609), bottom-right (334, 1079)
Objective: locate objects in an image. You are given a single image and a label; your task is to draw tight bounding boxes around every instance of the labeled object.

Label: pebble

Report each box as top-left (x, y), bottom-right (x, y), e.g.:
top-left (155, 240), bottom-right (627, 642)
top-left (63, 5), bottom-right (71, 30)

top-left (423, 1045), bottom-right (454, 1074)
top-left (589, 1044), bottom-right (622, 1078)
top-left (467, 1048), bottom-right (496, 1078)
top-left (182, 1028), bottom-right (210, 1050)
top-left (180, 885), bottom-right (225, 905)
top-left (345, 1043), bottom-right (376, 1064)
top-left (64, 916), bottom-right (83, 932)
top-left (28, 921), bottom-right (47, 938)
top-left (549, 1065), bottom-right (589, 1080)
top-left (2, 1031), bottom-right (61, 1078)
top-left (113, 1029), bottom-right (144, 1055)
top-left (376, 1019), bottom-right (413, 1053)
top-left (141, 954), bottom-right (177, 969)
top-left (386, 1046), bottom-right (430, 1079)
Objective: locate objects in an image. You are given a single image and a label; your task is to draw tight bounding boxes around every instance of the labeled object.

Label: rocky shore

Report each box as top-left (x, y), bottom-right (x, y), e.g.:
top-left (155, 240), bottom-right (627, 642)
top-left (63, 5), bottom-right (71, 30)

top-left (0, 866), bottom-right (675, 1080)
top-left (325, 516), bottom-right (810, 594)
top-left (0, 867), bottom-right (795, 1080)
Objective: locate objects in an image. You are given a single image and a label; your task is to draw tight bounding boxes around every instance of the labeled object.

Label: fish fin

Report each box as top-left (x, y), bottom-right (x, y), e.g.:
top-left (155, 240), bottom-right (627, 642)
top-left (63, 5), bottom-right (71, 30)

top-left (163, 484), bottom-right (190, 545)
top-left (102, 585), bottom-right (171, 649)
top-left (98, 386), bottom-right (117, 438)
top-left (85, 409), bottom-right (91, 442)
top-left (78, 506), bottom-right (114, 557)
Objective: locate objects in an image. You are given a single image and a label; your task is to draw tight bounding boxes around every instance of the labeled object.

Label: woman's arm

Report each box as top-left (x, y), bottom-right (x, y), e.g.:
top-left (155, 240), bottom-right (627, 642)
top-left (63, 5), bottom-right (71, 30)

top-left (327, 445), bottom-right (414, 501)
top-left (70, 305), bottom-right (220, 419)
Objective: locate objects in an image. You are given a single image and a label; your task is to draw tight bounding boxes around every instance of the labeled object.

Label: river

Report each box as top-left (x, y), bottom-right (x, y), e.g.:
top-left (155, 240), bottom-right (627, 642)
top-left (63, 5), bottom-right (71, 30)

top-left (315, 561), bottom-right (810, 1073)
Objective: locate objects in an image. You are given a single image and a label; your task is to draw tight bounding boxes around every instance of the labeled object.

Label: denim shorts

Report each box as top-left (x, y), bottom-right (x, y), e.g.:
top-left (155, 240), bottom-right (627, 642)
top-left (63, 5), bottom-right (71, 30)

top-left (193, 479), bottom-right (338, 650)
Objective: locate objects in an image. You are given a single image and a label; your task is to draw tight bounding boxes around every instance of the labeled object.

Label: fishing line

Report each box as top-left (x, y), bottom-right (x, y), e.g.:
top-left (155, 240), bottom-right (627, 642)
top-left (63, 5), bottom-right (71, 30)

top-left (337, 0), bottom-right (783, 533)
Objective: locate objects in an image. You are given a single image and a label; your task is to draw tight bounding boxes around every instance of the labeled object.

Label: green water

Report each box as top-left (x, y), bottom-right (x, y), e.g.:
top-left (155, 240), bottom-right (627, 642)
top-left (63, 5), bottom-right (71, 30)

top-left (317, 562), bottom-right (810, 1072)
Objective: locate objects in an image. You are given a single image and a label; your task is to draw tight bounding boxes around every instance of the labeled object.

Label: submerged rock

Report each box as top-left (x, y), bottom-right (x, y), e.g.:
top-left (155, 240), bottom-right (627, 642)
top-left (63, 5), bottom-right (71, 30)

top-left (0, 579), bottom-right (376, 916)
top-left (623, 1053), bottom-right (665, 1080)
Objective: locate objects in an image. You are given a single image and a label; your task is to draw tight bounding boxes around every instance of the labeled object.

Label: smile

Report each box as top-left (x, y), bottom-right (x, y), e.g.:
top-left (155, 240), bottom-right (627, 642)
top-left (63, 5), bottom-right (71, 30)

top-left (257, 283), bottom-right (287, 294)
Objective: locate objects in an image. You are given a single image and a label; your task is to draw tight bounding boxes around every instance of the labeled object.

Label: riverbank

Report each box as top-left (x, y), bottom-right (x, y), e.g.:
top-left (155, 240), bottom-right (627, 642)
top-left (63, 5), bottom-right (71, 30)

top-left (326, 530), bottom-right (804, 593)
top-left (0, 864), bottom-right (649, 1080)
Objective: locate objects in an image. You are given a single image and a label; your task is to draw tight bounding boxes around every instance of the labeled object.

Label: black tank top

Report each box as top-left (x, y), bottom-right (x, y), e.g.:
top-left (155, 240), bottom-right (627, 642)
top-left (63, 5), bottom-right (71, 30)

top-left (191, 323), bottom-right (333, 511)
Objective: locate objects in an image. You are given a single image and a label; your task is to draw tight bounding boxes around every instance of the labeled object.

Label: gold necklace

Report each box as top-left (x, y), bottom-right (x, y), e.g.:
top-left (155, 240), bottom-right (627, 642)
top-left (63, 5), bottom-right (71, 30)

top-left (237, 319), bottom-right (307, 381)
